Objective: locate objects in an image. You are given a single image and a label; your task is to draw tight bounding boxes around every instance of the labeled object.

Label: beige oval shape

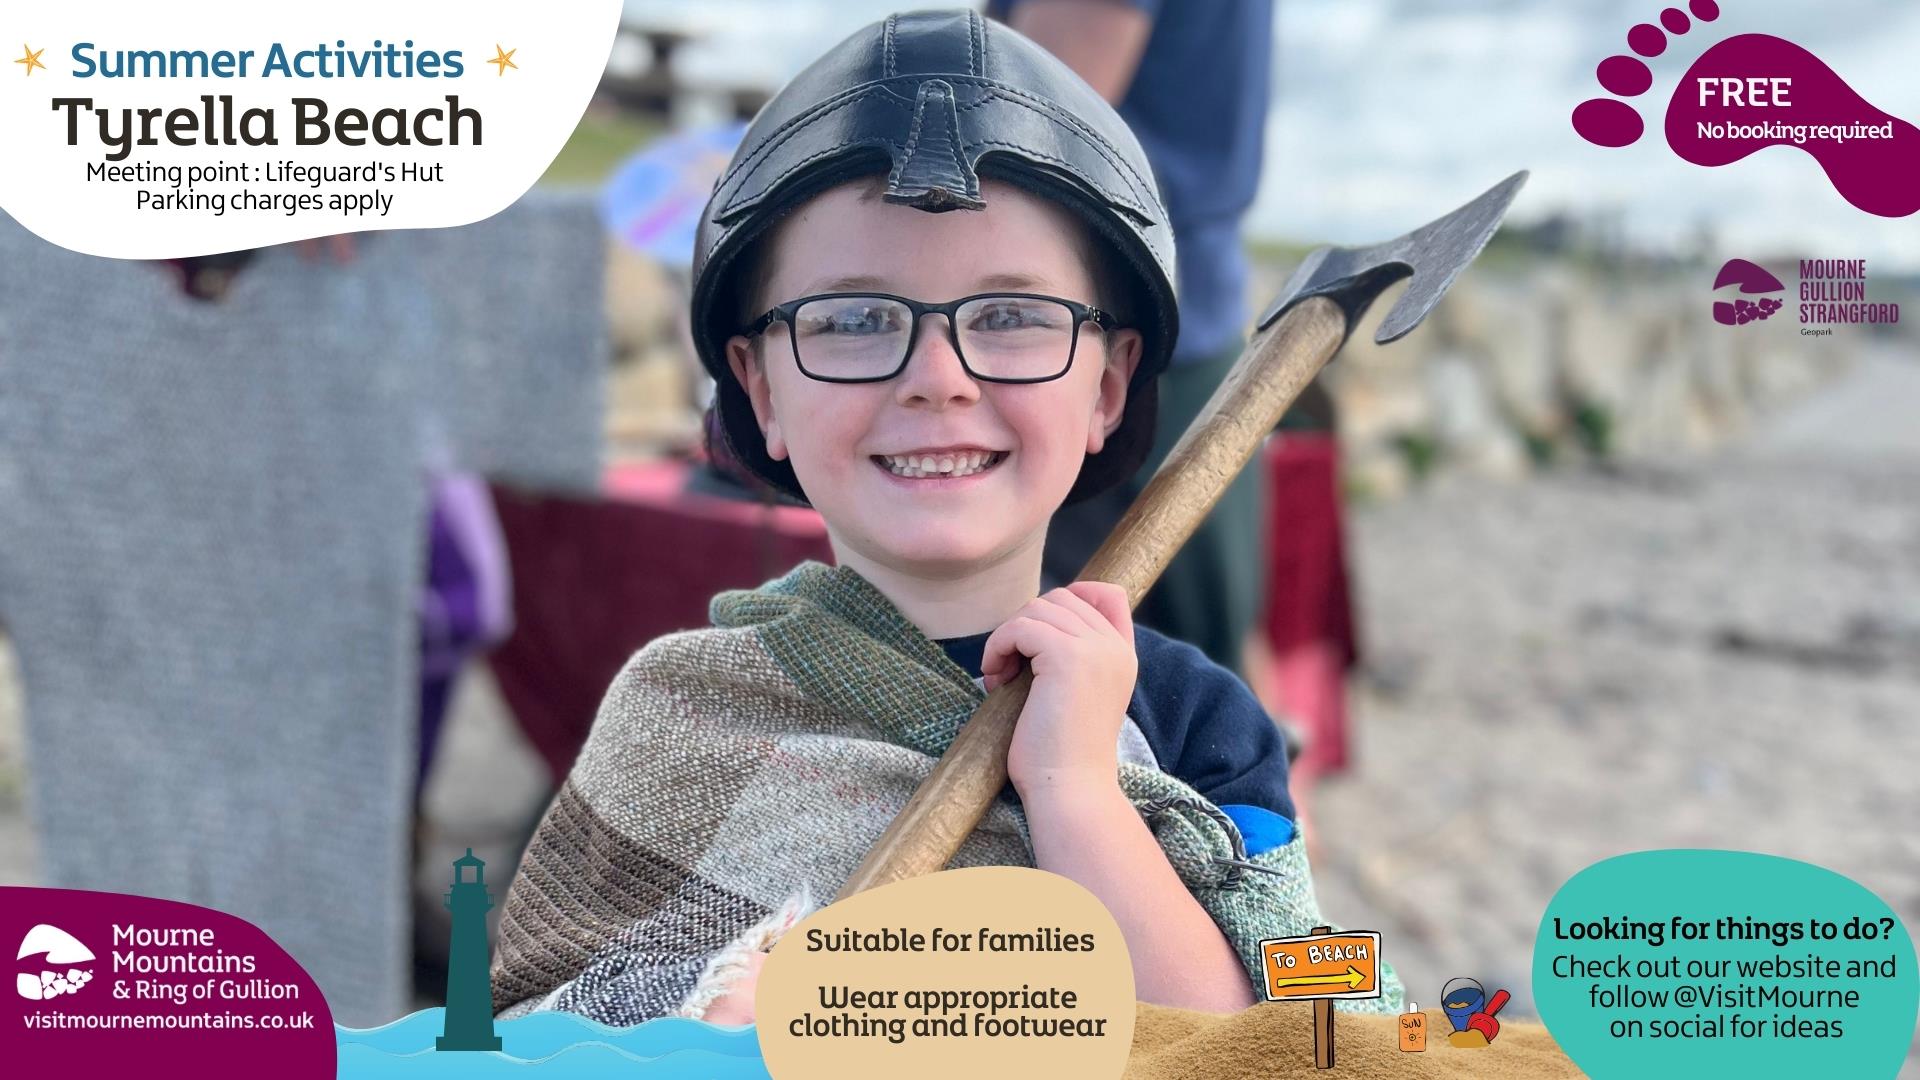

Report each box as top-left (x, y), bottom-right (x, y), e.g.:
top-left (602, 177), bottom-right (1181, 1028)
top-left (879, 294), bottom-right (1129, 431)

top-left (757, 866), bottom-right (1135, 1079)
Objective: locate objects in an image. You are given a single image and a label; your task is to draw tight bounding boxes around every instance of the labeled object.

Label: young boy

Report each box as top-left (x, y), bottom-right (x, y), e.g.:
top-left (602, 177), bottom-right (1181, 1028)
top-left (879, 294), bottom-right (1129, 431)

top-left (491, 9), bottom-right (1400, 1026)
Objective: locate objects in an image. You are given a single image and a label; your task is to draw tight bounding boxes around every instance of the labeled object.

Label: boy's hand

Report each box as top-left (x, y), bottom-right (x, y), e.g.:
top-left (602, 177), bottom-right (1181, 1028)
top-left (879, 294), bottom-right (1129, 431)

top-left (701, 948), bottom-right (768, 1026)
top-left (982, 582), bottom-right (1137, 796)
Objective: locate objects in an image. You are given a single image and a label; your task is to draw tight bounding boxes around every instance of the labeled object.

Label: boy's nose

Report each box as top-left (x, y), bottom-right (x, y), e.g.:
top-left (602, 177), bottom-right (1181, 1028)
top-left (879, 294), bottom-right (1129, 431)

top-left (893, 313), bottom-right (981, 409)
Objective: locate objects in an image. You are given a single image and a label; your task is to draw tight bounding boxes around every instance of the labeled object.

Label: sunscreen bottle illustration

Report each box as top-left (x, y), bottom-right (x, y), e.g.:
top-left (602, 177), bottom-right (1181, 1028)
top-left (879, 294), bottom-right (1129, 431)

top-left (1399, 1001), bottom-right (1427, 1052)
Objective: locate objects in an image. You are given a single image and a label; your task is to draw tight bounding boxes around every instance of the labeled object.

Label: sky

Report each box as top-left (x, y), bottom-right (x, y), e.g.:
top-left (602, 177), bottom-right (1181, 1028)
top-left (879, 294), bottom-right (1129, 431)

top-left (619, 0), bottom-right (1920, 269)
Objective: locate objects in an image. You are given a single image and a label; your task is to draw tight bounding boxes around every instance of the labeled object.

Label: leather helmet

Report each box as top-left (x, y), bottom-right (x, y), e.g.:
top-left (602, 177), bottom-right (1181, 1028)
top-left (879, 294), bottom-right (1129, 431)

top-left (690, 8), bottom-right (1179, 504)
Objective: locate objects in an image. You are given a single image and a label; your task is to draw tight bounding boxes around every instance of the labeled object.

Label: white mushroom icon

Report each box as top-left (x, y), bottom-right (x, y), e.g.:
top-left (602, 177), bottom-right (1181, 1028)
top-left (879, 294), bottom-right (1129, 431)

top-left (15, 924), bottom-right (96, 1001)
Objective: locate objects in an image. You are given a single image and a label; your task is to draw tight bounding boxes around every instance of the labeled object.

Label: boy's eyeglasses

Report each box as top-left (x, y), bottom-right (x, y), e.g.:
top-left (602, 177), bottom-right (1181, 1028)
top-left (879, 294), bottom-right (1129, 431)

top-left (742, 292), bottom-right (1113, 384)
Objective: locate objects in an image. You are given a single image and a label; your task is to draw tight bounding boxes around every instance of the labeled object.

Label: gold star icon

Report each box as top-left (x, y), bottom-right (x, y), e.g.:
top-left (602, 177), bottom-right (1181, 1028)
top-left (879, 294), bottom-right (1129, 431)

top-left (15, 44), bottom-right (46, 76)
top-left (487, 45), bottom-right (517, 76)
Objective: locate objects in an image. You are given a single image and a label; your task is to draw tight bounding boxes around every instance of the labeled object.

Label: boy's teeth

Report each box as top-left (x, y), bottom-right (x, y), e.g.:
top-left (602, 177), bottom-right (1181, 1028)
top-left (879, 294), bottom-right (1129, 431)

top-left (881, 451), bottom-right (999, 478)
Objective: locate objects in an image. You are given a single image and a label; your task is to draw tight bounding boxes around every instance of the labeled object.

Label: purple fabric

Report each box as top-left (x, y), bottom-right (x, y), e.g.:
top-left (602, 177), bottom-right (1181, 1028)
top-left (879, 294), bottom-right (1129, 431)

top-left (417, 472), bottom-right (513, 787)
top-left (421, 472), bottom-right (513, 678)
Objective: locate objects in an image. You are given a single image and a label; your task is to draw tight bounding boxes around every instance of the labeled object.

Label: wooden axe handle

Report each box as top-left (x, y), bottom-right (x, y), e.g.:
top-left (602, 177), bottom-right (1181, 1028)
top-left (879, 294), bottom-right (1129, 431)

top-left (835, 296), bottom-right (1349, 899)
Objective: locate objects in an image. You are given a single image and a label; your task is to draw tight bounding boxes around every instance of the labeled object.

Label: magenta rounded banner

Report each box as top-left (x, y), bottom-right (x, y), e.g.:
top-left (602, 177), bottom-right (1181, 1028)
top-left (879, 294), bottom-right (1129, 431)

top-left (1, 886), bottom-right (335, 1075)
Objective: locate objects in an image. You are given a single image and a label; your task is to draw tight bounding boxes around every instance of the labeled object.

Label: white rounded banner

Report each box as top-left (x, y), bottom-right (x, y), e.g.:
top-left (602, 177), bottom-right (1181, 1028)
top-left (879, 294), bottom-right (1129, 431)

top-left (0, 0), bottom-right (621, 258)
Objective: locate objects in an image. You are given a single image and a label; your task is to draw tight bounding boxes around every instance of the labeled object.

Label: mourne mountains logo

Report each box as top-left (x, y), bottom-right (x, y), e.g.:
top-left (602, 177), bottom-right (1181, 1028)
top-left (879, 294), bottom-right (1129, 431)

top-left (14, 923), bottom-right (97, 1001)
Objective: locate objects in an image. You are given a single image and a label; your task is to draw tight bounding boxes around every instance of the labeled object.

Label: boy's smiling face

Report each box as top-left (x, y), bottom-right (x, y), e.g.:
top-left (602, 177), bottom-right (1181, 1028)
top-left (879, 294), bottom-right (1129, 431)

top-left (726, 177), bottom-right (1143, 580)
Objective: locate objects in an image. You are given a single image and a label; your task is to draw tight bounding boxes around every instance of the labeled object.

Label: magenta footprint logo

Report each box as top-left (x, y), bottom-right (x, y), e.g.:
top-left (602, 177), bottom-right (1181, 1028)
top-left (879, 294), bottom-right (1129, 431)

top-left (1573, 5), bottom-right (1920, 217)
top-left (1710, 258), bottom-right (1784, 327)
top-left (1572, 1), bottom-right (1722, 148)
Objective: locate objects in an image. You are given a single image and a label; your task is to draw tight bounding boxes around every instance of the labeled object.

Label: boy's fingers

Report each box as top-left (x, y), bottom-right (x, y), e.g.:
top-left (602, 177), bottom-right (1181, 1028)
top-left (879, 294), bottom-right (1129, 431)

top-left (1039, 586), bottom-right (1104, 634)
top-left (1048, 584), bottom-right (1122, 638)
top-left (981, 616), bottom-right (1072, 674)
top-left (982, 617), bottom-right (1051, 664)
top-left (981, 648), bottom-right (1023, 690)
top-left (982, 587), bottom-right (1133, 688)
top-left (1065, 580), bottom-right (1133, 639)
top-left (1025, 592), bottom-right (1107, 637)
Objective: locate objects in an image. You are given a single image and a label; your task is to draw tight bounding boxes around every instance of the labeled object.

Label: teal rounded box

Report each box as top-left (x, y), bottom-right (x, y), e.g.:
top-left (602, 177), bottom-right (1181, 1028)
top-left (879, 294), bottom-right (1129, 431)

top-left (1533, 850), bottom-right (1916, 1079)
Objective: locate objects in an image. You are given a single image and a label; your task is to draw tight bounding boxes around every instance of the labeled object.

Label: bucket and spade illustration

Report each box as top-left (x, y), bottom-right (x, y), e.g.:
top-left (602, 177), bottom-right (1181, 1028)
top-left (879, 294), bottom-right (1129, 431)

top-left (1440, 977), bottom-right (1510, 1047)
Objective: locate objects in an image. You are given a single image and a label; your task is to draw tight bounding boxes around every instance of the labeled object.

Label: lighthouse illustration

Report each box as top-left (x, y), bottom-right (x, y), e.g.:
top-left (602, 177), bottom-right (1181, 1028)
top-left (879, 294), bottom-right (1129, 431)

top-left (437, 848), bottom-right (504, 1051)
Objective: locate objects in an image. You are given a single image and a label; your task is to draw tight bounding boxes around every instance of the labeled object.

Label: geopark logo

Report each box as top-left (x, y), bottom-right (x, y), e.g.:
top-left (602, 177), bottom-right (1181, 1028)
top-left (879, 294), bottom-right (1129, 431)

top-left (1711, 258), bottom-right (1786, 326)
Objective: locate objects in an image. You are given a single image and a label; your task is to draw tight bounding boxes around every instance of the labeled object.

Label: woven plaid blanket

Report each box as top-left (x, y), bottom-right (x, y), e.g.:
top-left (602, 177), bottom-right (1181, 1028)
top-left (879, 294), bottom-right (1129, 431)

top-left (491, 561), bottom-right (1402, 1022)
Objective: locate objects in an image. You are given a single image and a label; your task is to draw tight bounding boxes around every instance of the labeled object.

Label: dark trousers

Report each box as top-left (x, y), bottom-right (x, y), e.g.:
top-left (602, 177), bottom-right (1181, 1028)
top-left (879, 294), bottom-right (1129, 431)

top-left (1042, 343), bottom-right (1267, 673)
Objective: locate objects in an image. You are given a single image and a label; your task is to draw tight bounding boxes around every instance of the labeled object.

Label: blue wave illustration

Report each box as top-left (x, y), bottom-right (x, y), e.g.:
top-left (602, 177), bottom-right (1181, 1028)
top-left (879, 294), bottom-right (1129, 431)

top-left (336, 1009), bottom-right (770, 1079)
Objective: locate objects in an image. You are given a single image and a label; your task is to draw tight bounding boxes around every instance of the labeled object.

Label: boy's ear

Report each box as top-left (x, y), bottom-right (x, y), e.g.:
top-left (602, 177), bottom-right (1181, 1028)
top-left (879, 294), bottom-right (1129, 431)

top-left (1085, 328), bottom-right (1144, 455)
top-left (725, 335), bottom-right (788, 461)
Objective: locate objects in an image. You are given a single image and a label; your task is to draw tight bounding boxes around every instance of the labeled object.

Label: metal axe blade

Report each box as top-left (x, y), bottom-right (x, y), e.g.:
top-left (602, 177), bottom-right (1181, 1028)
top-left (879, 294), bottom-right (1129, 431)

top-left (1257, 170), bottom-right (1529, 345)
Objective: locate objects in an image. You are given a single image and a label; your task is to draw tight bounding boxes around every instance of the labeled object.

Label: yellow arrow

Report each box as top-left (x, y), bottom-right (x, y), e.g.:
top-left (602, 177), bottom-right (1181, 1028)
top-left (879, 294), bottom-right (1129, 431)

top-left (1269, 965), bottom-right (1368, 991)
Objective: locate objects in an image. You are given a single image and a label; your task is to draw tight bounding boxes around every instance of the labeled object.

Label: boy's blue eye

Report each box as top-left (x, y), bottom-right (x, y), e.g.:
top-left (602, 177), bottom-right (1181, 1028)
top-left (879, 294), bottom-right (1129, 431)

top-left (799, 303), bottom-right (905, 336)
top-left (969, 300), bottom-right (1062, 332)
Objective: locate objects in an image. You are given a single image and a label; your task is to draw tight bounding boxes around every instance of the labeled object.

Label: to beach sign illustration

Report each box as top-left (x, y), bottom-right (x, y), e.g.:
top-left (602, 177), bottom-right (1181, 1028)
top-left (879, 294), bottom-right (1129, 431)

top-left (1259, 927), bottom-right (1384, 1070)
top-left (1261, 929), bottom-right (1383, 1003)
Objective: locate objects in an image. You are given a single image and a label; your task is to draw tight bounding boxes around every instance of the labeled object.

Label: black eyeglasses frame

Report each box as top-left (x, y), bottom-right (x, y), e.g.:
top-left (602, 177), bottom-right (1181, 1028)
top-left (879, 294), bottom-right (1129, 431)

top-left (741, 291), bottom-right (1114, 385)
